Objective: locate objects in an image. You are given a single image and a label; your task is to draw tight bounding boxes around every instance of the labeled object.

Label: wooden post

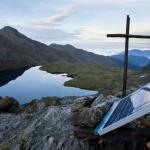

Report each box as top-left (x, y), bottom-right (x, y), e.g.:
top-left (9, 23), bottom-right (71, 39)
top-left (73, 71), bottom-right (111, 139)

top-left (122, 15), bottom-right (130, 97)
top-left (107, 15), bottom-right (150, 97)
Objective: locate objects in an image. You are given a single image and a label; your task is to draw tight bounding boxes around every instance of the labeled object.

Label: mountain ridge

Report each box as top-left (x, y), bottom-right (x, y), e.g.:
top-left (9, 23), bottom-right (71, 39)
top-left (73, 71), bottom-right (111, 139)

top-left (0, 26), bottom-right (123, 71)
top-left (118, 49), bottom-right (150, 58)
top-left (112, 49), bottom-right (150, 69)
top-left (112, 54), bottom-right (150, 67)
top-left (49, 43), bottom-right (123, 67)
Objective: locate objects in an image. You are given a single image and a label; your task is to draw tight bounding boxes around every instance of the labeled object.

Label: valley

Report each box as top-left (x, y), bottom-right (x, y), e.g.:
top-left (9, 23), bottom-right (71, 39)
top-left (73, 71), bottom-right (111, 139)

top-left (0, 26), bottom-right (150, 98)
top-left (41, 62), bottom-right (150, 96)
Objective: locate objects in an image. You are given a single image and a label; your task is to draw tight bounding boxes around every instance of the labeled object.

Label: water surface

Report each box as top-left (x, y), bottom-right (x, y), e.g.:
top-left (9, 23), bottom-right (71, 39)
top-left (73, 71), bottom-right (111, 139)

top-left (0, 66), bottom-right (97, 104)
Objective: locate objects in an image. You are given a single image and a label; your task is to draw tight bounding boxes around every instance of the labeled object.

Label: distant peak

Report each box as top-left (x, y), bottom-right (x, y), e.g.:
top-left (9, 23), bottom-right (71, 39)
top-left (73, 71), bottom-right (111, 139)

top-left (50, 43), bottom-right (76, 49)
top-left (0, 26), bottom-right (28, 40)
top-left (64, 44), bottom-right (75, 49)
top-left (49, 43), bottom-right (58, 47)
top-left (1, 26), bottom-right (18, 33)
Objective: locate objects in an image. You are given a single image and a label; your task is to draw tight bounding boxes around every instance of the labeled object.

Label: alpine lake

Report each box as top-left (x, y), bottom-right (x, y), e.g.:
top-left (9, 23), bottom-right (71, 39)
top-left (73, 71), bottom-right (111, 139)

top-left (0, 66), bottom-right (97, 104)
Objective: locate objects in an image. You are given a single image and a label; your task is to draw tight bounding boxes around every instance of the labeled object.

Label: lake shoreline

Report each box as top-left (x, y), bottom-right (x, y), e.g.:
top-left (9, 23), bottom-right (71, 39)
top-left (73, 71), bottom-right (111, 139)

top-left (0, 66), bottom-right (97, 104)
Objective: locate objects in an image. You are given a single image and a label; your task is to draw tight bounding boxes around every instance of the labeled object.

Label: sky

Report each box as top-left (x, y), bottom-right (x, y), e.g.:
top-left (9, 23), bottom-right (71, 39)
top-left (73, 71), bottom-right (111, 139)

top-left (0, 0), bottom-right (150, 55)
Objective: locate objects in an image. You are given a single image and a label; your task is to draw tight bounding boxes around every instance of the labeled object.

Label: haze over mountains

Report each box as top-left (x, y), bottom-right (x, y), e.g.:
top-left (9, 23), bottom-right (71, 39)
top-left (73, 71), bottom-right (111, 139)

top-left (112, 49), bottom-right (150, 68)
top-left (119, 49), bottom-right (150, 58)
top-left (112, 55), bottom-right (150, 67)
top-left (0, 26), bottom-right (123, 71)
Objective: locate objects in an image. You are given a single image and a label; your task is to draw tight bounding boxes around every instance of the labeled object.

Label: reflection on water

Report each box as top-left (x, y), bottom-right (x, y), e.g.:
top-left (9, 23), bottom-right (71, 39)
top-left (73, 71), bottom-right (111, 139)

top-left (0, 66), bottom-right (97, 104)
top-left (0, 68), bottom-right (26, 87)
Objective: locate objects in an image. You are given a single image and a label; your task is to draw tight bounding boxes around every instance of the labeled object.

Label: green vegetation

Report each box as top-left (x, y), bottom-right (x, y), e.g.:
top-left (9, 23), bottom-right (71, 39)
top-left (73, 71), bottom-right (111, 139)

top-left (41, 62), bottom-right (143, 95)
top-left (0, 97), bottom-right (22, 113)
top-left (0, 96), bottom-right (61, 114)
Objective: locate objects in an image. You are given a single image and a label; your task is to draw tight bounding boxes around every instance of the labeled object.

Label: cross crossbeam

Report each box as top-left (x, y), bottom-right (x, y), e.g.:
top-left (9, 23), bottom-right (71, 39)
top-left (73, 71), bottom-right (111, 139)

top-left (107, 34), bottom-right (150, 39)
top-left (107, 15), bottom-right (150, 97)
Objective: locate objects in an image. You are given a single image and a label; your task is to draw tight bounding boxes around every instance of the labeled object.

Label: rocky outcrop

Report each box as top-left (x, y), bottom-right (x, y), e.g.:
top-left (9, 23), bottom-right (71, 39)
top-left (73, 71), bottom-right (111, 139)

top-left (0, 95), bottom-right (150, 150)
top-left (0, 97), bottom-right (21, 113)
top-left (0, 96), bottom-right (97, 150)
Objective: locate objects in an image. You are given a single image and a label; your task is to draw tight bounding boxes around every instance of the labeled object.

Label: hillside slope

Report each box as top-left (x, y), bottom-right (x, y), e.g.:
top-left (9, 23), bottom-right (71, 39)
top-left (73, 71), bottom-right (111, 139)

top-left (112, 54), bottom-right (150, 67)
top-left (0, 26), bottom-right (123, 71)
top-left (0, 27), bottom-right (64, 71)
top-left (120, 49), bottom-right (150, 58)
top-left (50, 44), bottom-right (123, 67)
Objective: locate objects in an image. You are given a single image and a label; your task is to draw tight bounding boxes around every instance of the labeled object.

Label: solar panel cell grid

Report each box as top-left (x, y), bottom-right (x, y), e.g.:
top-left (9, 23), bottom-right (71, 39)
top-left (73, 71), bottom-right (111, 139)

top-left (95, 83), bottom-right (150, 135)
top-left (104, 96), bottom-right (133, 128)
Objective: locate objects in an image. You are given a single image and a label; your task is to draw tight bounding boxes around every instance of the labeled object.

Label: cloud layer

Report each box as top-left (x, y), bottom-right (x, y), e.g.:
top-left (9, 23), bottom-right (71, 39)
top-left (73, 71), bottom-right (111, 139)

top-left (0, 0), bottom-right (150, 55)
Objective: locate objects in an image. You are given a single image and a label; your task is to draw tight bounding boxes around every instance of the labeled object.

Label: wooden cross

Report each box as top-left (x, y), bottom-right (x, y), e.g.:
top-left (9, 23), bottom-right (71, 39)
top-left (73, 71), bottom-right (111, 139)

top-left (107, 15), bottom-right (150, 97)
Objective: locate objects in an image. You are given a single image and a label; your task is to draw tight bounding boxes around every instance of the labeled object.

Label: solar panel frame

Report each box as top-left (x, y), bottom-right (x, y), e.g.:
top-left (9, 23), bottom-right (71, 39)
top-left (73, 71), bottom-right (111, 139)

top-left (95, 83), bottom-right (150, 136)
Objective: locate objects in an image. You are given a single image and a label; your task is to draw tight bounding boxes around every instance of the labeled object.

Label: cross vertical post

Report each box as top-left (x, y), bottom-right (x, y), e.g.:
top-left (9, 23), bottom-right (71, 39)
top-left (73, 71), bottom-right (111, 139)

top-left (107, 15), bottom-right (150, 98)
top-left (122, 15), bottom-right (130, 97)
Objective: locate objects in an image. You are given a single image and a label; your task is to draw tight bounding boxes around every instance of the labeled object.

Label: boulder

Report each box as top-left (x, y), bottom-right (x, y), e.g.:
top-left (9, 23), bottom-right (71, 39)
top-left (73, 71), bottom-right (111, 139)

top-left (0, 97), bottom-right (20, 113)
top-left (91, 94), bottom-right (106, 107)
top-left (73, 101), bottom-right (112, 127)
top-left (72, 96), bottom-right (97, 112)
top-left (106, 95), bottom-right (120, 103)
top-left (72, 95), bottom-right (120, 128)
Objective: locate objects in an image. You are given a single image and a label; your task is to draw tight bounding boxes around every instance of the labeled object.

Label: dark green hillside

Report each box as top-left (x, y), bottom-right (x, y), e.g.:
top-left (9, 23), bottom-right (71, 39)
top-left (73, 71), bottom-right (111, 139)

top-left (0, 26), bottom-right (64, 71)
top-left (50, 44), bottom-right (123, 67)
top-left (41, 62), bottom-right (142, 95)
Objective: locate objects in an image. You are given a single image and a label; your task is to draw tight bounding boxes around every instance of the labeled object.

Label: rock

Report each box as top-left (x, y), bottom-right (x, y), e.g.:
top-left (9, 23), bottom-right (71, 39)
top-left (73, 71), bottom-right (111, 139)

top-left (106, 95), bottom-right (120, 103)
top-left (0, 95), bottom-right (149, 150)
top-left (91, 94), bottom-right (106, 107)
top-left (60, 96), bottom-right (79, 105)
top-left (73, 101), bottom-right (112, 128)
top-left (72, 95), bottom-right (120, 128)
top-left (73, 106), bottom-right (103, 127)
top-left (0, 105), bottom-right (95, 150)
top-left (24, 97), bottom-right (61, 113)
top-left (115, 88), bottom-right (137, 98)
top-left (39, 97), bottom-right (61, 106)
top-left (0, 97), bottom-right (20, 113)
top-left (91, 95), bottom-right (120, 107)
top-left (72, 95), bottom-right (97, 112)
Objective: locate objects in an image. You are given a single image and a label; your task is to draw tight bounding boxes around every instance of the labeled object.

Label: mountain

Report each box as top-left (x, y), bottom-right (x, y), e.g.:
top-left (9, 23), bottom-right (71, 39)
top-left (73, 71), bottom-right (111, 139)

top-left (112, 54), bottom-right (150, 67)
top-left (119, 49), bottom-right (150, 58)
top-left (112, 49), bottom-right (150, 69)
top-left (0, 26), bottom-right (123, 71)
top-left (0, 26), bottom-right (66, 71)
top-left (49, 43), bottom-right (123, 67)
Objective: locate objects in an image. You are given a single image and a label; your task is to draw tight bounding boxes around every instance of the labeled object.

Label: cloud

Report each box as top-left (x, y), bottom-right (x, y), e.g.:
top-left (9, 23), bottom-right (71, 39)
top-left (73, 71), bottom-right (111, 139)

top-left (1, 0), bottom-right (150, 55)
top-left (16, 25), bottom-right (80, 45)
top-left (31, 4), bottom-right (78, 27)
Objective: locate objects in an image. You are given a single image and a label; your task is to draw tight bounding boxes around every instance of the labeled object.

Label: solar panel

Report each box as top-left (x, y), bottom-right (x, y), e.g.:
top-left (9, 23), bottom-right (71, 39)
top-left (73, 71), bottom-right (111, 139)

top-left (95, 83), bottom-right (150, 135)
